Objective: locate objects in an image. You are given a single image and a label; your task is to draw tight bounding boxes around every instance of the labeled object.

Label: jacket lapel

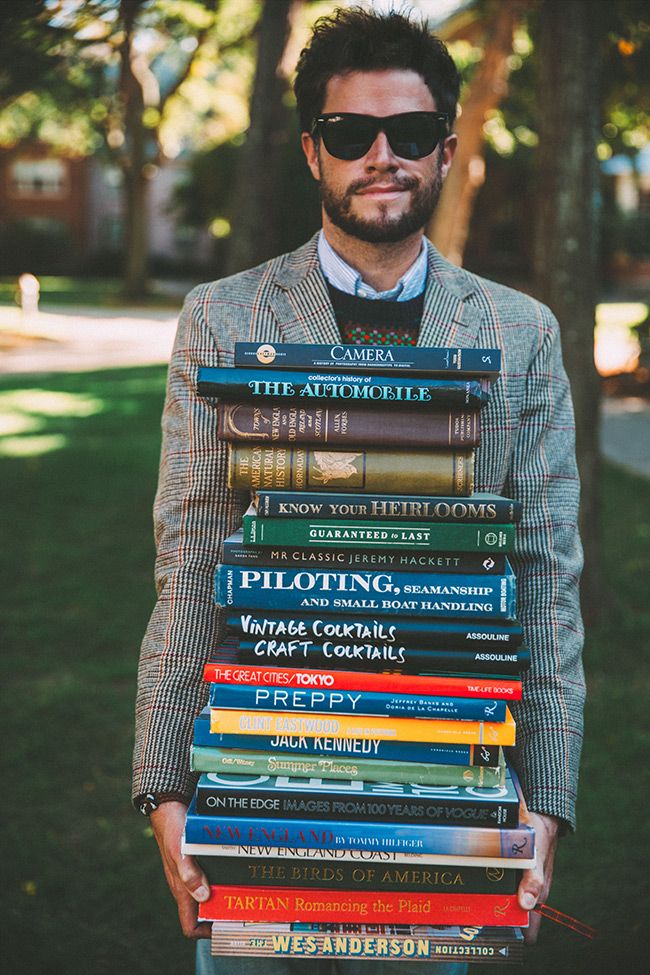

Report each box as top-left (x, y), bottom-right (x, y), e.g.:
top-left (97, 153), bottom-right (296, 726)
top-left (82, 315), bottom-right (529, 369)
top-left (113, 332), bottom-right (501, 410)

top-left (268, 234), bottom-right (485, 350)
top-left (268, 236), bottom-right (340, 346)
top-left (417, 244), bottom-right (484, 350)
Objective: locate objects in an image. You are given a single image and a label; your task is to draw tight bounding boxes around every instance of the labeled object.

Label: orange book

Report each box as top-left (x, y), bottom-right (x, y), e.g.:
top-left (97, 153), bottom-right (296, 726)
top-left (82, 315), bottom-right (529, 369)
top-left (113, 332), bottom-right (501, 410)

top-left (209, 706), bottom-right (515, 746)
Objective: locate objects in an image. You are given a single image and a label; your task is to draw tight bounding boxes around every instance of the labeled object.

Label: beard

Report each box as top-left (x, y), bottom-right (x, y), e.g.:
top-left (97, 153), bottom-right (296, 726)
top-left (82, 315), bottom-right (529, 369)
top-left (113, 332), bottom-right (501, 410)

top-left (318, 158), bottom-right (444, 244)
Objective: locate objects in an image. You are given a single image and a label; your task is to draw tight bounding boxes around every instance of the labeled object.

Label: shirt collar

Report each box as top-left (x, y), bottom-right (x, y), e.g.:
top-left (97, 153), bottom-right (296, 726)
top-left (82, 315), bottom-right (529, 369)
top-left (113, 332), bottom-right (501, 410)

top-left (317, 230), bottom-right (428, 301)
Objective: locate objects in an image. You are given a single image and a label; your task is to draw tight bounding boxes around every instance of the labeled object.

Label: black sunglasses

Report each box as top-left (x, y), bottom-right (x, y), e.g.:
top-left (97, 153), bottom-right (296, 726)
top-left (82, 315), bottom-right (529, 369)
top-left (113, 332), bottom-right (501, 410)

top-left (310, 111), bottom-right (450, 161)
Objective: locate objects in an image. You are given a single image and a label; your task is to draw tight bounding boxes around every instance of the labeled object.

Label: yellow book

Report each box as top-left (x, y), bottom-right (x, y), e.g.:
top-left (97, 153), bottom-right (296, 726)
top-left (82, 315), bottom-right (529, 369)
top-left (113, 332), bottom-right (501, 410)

top-left (209, 707), bottom-right (515, 746)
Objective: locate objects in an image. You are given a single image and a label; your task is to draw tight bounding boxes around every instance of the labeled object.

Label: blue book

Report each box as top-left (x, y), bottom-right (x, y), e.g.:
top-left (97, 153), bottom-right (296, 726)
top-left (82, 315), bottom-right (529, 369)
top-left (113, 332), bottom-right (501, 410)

top-left (233, 343), bottom-right (501, 377)
top-left (215, 563), bottom-right (517, 620)
top-left (192, 710), bottom-right (503, 767)
top-left (208, 683), bottom-right (506, 722)
top-left (183, 799), bottom-right (534, 859)
top-left (196, 367), bottom-right (490, 408)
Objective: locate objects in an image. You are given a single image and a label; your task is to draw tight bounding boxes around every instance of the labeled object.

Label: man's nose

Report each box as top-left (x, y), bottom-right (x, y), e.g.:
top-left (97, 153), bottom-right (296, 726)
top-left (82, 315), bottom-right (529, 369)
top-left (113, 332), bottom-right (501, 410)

top-left (363, 129), bottom-right (399, 169)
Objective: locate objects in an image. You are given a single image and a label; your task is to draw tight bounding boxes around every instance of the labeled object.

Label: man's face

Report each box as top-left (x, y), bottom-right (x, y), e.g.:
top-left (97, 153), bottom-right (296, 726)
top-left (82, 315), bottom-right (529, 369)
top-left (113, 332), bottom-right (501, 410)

top-left (302, 69), bottom-right (456, 244)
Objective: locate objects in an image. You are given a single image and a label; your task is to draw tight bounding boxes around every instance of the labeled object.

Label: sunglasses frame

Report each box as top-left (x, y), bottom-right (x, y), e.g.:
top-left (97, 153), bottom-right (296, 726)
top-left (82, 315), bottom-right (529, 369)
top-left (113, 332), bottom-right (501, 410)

top-left (310, 111), bottom-right (451, 161)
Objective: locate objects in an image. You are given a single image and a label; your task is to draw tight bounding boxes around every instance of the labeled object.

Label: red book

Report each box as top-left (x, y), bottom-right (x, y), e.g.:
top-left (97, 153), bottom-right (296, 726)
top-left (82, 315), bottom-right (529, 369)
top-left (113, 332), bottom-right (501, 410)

top-left (198, 886), bottom-right (528, 927)
top-left (202, 662), bottom-right (522, 701)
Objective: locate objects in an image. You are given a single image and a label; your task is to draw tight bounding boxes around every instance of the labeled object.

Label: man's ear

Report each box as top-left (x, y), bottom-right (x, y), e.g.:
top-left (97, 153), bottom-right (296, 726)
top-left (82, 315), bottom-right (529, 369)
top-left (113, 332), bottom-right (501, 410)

top-left (440, 133), bottom-right (457, 180)
top-left (301, 132), bottom-right (321, 181)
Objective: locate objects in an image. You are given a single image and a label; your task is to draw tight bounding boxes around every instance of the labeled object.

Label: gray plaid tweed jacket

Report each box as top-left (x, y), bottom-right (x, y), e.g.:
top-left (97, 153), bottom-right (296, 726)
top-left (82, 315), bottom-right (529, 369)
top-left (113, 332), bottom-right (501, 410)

top-left (133, 234), bottom-right (585, 828)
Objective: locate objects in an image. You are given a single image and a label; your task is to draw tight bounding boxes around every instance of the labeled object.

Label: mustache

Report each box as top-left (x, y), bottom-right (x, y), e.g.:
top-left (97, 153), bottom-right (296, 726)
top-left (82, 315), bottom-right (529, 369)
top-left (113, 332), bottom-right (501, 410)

top-left (347, 175), bottom-right (420, 194)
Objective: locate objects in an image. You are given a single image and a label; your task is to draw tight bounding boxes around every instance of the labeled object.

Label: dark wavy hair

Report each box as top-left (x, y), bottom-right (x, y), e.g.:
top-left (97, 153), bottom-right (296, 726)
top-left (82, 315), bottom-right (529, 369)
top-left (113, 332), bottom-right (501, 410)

top-left (294, 7), bottom-right (460, 133)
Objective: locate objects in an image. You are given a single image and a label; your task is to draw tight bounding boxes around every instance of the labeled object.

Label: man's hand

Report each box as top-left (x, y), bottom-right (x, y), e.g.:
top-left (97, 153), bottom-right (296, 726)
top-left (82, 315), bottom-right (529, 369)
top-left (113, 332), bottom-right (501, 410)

top-left (517, 812), bottom-right (560, 944)
top-left (150, 800), bottom-right (211, 940)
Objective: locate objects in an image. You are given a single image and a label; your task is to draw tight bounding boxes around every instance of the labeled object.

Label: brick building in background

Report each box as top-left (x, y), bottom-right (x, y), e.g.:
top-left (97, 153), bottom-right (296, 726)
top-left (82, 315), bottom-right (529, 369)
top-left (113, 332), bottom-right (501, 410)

top-left (0, 143), bottom-right (211, 277)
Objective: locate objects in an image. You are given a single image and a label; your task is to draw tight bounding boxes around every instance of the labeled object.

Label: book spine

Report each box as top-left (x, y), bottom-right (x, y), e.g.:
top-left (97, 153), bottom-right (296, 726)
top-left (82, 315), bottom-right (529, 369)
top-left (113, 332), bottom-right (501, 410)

top-left (229, 611), bottom-right (524, 650)
top-left (195, 780), bottom-right (518, 827)
top-left (227, 445), bottom-right (474, 495)
top-left (222, 537), bottom-right (507, 575)
top-left (210, 925), bottom-right (525, 963)
top-left (201, 661), bottom-right (523, 701)
top-left (218, 403), bottom-right (480, 449)
top-left (237, 643), bottom-right (530, 676)
top-left (193, 724), bottom-right (503, 766)
top-left (255, 491), bottom-right (521, 522)
top-left (197, 367), bottom-right (491, 407)
top-left (190, 747), bottom-right (505, 788)
top-left (184, 840), bottom-right (536, 870)
top-left (208, 684), bottom-right (507, 722)
top-left (197, 886), bottom-right (527, 926)
top-left (215, 566), bottom-right (516, 620)
top-left (232, 343), bottom-right (502, 376)
top-left (184, 810), bottom-right (535, 859)
top-left (199, 856), bottom-right (519, 894)
top-left (243, 517), bottom-right (514, 553)
top-left (208, 708), bottom-right (516, 746)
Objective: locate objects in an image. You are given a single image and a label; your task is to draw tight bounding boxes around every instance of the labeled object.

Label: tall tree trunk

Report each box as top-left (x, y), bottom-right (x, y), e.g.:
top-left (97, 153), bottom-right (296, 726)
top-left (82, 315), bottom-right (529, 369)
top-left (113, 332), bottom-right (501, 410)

top-left (123, 150), bottom-right (149, 300)
top-left (533, 0), bottom-right (603, 622)
top-left (226, 0), bottom-right (294, 276)
top-left (120, 0), bottom-right (149, 299)
top-left (428, 0), bottom-right (525, 265)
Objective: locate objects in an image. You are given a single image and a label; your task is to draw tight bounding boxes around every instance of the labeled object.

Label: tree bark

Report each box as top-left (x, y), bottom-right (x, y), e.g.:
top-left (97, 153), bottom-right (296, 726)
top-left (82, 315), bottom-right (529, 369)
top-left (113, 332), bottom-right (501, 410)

top-left (119, 0), bottom-right (150, 299)
top-left (225, 0), bottom-right (294, 276)
top-left (428, 0), bottom-right (525, 265)
top-left (533, 0), bottom-right (604, 622)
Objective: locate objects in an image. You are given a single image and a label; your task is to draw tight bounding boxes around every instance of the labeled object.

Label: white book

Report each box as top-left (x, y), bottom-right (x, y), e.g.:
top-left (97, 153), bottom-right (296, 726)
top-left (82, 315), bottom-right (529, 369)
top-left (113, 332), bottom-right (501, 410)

top-left (182, 840), bottom-right (535, 871)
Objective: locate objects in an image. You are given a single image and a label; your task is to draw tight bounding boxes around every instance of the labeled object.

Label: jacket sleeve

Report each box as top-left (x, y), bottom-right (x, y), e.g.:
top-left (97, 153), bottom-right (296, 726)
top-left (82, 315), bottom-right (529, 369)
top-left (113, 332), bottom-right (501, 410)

top-left (505, 307), bottom-right (586, 831)
top-left (132, 287), bottom-right (248, 806)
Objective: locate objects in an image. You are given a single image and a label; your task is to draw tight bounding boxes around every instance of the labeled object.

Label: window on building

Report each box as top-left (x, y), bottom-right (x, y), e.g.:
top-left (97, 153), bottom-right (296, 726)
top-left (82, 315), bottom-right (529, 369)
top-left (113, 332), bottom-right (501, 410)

top-left (8, 158), bottom-right (69, 199)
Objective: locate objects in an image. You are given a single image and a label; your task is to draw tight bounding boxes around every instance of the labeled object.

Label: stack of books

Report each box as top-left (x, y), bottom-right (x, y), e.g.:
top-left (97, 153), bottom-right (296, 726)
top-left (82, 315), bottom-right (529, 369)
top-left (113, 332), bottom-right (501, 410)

top-left (182, 342), bottom-right (534, 965)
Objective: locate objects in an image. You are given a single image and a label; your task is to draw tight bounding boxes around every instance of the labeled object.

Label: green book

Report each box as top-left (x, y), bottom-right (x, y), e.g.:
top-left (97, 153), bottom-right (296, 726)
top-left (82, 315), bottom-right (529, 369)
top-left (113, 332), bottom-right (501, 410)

top-left (190, 745), bottom-right (505, 788)
top-left (242, 510), bottom-right (514, 552)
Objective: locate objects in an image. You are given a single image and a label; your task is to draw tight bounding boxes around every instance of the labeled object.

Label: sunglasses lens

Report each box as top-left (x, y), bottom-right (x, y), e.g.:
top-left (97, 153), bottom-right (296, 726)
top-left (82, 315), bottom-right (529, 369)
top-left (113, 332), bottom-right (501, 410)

top-left (385, 115), bottom-right (441, 159)
top-left (320, 116), bottom-right (377, 160)
top-left (316, 114), bottom-right (447, 161)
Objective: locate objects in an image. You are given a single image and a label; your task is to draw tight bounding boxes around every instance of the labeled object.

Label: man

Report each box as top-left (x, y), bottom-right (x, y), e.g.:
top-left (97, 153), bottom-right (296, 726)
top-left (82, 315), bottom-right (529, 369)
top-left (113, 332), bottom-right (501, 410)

top-left (133, 8), bottom-right (585, 972)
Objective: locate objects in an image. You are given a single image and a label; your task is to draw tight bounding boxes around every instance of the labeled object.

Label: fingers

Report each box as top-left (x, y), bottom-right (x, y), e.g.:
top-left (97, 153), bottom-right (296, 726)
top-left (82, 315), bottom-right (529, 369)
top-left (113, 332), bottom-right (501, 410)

top-left (177, 851), bottom-right (210, 903)
top-left (162, 862), bottom-right (211, 939)
top-left (150, 800), bottom-right (211, 939)
top-left (517, 839), bottom-right (556, 943)
top-left (517, 811), bottom-right (560, 943)
top-left (524, 908), bottom-right (542, 946)
top-left (176, 885), bottom-right (213, 940)
top-left (518, 863), bottom-right (545, 912)
top-left (518, 864), bottom-right (545, 945)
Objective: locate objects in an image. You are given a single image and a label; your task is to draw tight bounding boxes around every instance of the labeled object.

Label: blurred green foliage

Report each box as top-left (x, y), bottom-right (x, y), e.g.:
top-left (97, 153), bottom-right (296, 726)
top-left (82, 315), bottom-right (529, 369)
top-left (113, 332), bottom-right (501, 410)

top-left (0, 1), bottom-right (647, 280)
top-left (171, 116), bottom-right (321, 258)
top-left (0, 0), bottom-right (260, 157)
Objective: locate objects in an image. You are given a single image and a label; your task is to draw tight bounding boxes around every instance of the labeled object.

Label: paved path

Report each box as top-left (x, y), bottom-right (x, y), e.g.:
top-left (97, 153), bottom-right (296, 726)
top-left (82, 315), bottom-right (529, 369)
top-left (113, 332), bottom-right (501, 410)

top-left (1, 305), bottom-right (649, 477)
top-left (0, 306), bottom-right (177, 374)
top-left (600, 396), bottom-right (650, 478)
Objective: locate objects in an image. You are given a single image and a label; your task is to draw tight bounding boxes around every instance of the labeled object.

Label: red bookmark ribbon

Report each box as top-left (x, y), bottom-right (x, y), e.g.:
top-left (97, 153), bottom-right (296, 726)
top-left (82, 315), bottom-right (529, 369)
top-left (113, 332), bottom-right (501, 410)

top-left (534, 902), bottom-right (596, 939)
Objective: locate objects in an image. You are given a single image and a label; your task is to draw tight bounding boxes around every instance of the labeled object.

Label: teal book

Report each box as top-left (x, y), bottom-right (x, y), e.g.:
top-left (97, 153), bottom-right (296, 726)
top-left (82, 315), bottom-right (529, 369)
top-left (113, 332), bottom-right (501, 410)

top-left (242, 509), bottom-right (514, 553)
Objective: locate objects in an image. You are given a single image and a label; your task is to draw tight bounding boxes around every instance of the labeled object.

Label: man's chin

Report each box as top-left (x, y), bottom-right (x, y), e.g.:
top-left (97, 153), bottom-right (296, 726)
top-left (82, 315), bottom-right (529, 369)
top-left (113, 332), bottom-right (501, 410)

top-left (327, 213), bottom-right (425, 244)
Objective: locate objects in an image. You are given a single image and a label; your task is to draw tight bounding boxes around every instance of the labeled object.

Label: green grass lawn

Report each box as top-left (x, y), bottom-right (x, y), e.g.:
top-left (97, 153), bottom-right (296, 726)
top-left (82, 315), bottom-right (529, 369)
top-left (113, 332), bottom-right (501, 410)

top-left (1, 366), bottom-right (648, 974)
top-left (0, 276), bottom-right (185, 308)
